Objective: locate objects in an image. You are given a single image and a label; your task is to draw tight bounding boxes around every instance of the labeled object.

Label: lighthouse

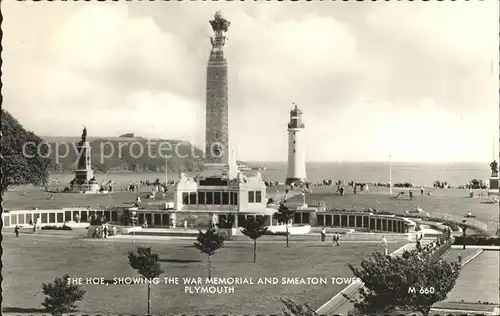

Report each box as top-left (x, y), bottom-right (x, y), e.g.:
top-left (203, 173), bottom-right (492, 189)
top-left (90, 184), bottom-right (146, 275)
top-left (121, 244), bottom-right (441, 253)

top-left (285, 103), bottom-right (307, 185)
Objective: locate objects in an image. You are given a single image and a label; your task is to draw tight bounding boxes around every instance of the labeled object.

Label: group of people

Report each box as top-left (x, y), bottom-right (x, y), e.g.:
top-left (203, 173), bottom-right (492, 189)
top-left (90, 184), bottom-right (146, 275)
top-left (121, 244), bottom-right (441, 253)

top-left (320, 227), bottom-right (389, 253)
top-left (264, 180), bottom-right (280, 187)
top-left (140, 179), bottom-right (175, 187)
top-left (125, 183), bottom-right (140, 192)
top-left (90, 223), bottom-right (118, 239)
top-left (320, 228), bottom-right (341, 246)
top-left (98, 180), bottom-right (116, 193)
top-left (403, 237), bottom-right (447, 261)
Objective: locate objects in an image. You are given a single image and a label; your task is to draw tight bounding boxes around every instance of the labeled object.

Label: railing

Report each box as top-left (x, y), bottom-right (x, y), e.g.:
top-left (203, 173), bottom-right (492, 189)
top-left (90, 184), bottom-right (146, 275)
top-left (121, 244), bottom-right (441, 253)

top-left (309, 200), bottom-right (327, 208)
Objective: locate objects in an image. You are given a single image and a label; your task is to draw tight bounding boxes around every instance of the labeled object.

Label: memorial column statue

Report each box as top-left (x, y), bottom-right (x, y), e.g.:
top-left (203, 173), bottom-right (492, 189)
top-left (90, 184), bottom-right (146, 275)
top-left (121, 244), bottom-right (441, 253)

top-left (490, 160), bottom-right (498, 177)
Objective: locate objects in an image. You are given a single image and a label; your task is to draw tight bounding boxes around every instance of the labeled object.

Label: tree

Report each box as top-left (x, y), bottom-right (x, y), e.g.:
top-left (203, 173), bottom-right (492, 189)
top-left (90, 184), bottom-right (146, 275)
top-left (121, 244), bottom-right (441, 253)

top-left (193, 227), bottom-right (225, 279)
top-left (241, 216), bottom-right (268, 262)
top-left (1, 110), bottom-right (50, 195)
top-left (273, 203), bottom-right (295, 247)
top-left (41, 274), bottom-right (86, 315)
top-left (348, 251), bottom-right (461, 315)
top-left (128, 246), bottom-right (164, 315)
top-left (402, 256), bottom-right (461, 315)
top-left (281, 298), bottom-right (318, 316)
top-left (460, 213), bottom-right (476, 250)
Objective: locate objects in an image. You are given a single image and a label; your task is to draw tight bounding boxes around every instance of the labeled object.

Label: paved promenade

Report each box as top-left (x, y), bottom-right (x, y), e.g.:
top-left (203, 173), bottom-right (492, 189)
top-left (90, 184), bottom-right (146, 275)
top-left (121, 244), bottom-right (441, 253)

top-left (432, 250), bottom-right (500, 314)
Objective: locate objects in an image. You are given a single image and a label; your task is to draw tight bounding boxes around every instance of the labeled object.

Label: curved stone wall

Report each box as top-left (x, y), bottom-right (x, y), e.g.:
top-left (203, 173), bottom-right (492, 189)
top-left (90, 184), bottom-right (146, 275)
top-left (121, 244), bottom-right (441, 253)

top-left (310, 211), bottom-right (410, 233)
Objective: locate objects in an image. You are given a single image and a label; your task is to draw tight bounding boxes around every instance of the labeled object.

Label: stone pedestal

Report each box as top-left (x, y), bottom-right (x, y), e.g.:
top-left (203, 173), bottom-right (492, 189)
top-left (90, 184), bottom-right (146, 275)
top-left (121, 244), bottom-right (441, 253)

top-left (75, 169), bottom-right (94, 183)
top-left (489, 175), bottom-right (499, 195)
top-left (73, 140), bottom-right (100, 193)
top-left (75, 183), bottom-right (99, 194)
top-left (171, 213), bottom-right (177, 228)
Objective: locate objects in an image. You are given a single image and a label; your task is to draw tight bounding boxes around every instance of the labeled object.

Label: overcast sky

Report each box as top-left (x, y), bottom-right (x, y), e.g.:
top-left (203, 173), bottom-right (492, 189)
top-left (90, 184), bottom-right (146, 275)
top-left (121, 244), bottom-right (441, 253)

top-left (3, 1), bottom-right (499, 162)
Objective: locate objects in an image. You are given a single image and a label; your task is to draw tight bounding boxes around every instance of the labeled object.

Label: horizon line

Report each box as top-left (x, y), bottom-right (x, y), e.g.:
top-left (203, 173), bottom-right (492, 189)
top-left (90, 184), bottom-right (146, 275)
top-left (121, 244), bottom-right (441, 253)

top-left (246, 160), bottom-right (494, 164)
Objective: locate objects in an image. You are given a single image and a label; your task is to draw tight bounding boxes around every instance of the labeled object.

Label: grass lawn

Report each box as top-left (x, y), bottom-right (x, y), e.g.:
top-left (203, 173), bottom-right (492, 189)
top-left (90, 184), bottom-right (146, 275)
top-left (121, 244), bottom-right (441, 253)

top-left (3, 186), bottom-right (173, 210)
top-left (2, 235), bottom-right (401, 315)
top-left (3, 184), bottom-right (298, 210)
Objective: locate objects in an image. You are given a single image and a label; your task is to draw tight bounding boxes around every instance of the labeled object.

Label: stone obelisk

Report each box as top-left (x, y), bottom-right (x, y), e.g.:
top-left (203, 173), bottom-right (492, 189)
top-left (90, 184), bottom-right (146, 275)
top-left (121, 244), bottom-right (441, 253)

top-left (73, 127), bottom-right (99, 193)
top-left (201, 10), bottom-right (233, 179)
top-left (75, 127), bottom-right (94, 184)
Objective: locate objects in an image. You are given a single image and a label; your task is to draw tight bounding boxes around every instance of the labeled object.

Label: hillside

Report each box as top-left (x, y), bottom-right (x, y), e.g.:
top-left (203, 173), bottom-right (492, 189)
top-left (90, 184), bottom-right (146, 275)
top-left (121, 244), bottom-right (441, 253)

top-left (1, 110), bottom-right (50, 192)
top-left (42, 136), bottom-right (205, 173)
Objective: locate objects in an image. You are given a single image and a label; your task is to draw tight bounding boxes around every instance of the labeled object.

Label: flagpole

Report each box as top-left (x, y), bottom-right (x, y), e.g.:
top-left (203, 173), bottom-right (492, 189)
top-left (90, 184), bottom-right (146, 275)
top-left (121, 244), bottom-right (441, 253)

top-left (165, 157), bottom-right (168, 185)
top-left (493, 137), bottom-right (496, 161)
top-left (389, 154), bottom-right (392, 195)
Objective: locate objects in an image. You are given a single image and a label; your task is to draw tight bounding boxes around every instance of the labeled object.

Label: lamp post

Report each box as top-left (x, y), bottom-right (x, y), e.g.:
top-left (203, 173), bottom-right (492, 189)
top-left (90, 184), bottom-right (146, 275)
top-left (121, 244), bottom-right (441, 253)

top-left (389, 154), bottom-right (393, 195)
top-left (131, 210), bottom-right (137, 244)
top-left (382, 236), bottom-right (388, 256)
top-left (461, 212), bottom-right (475, 250)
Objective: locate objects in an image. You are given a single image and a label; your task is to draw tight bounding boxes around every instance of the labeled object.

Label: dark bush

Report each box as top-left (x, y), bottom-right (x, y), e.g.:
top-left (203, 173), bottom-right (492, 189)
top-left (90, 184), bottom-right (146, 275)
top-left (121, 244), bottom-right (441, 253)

top-left (453, 236), bottom-right (500, 246)
top-left (217, 218), bottom-right (234, 229)
top-left (90, 217), bottom-right (107, 226)
top-left (41, 225), bottom-right (73, 231)
top-left (263, 231), bottom-right (290, 236)
top-left (432, 238), bottom-right (454, 258)
top-left (396, 214), bottom-right (475, 232)
top-left (42, 274), bottom-right (85, 314)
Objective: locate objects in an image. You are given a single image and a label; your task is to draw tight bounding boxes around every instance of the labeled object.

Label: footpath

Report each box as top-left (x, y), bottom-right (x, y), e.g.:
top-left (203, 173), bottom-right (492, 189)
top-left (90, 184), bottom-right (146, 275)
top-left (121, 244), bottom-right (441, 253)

top-left (431, 249), bottom-right (500, 315)
top-left (89, 234), bottom-right (405, 245)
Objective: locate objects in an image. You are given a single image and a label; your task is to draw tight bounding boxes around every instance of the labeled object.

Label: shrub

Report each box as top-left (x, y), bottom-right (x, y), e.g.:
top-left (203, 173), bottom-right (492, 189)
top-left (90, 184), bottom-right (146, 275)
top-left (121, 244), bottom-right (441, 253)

top-left (41, 225), bottom-right (72, 231)
top-left (217, 217), bottom-right (234, 229)
top-left (127, 246), bottom-right (164, 315)
top-left (453, 236), bottom-right (500, 246)
top-left (397, 214), bottom-right (481, 233)
top-left (348, 248), bottom-right (460, 315)
top-left (273, 203), bottom-right (295, 248)
top-left (263, 231), bottom-right (289, 236)
top-left (281, 297), bottom-right (317, 316)
top-left (241, 217), bottom-right (268, 262)
top-left (41, 274), bottom-right (85, 314)
top-left (194, 228), bottom-right (225, 279)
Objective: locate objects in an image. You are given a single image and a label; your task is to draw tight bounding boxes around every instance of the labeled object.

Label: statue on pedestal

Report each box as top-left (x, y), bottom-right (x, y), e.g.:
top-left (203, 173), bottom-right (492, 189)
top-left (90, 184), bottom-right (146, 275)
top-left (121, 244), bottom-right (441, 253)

top-left (211, 213), bottom-right (218, 228)
top-left (209, 10), bottom-right (230, 52)
top-left (490, 160), bottom-right (498, 177)
top-left (171, 213), bottom-right (177, 228)
top-left (209, 10), bottom-right (230, 34)
top-left (79, 127), bottom-right (87, 146)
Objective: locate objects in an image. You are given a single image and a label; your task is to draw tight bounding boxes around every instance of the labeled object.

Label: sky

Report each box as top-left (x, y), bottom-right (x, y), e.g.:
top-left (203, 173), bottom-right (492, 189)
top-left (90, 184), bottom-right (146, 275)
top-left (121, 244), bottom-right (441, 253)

top-left (3, 1), bottom-right (499, 163)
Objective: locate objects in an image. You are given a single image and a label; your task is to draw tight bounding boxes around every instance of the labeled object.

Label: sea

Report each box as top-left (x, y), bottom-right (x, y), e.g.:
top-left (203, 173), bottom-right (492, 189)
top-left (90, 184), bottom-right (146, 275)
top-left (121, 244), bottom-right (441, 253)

top-left (49, 162), bottom-right (491, 188)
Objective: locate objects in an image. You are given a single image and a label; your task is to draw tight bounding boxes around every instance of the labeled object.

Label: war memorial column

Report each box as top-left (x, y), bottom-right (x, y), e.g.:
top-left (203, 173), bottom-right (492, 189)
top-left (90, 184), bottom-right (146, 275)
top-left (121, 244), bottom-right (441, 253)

top-left (205, 11), bottom-right (230, 167)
